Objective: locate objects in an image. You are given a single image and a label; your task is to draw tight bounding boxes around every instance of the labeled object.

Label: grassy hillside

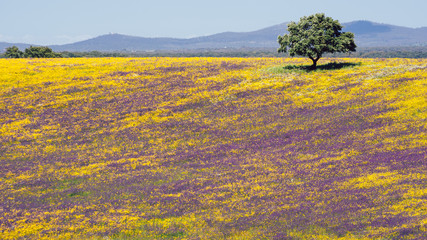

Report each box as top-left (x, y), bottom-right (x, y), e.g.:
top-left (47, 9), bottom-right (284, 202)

top-left (0, 57), bottom-right (426, 239)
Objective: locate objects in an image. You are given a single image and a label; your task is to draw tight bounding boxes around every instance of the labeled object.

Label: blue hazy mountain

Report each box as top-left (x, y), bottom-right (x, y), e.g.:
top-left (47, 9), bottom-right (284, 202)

top-left (1, 21), bottom-right (426, 52)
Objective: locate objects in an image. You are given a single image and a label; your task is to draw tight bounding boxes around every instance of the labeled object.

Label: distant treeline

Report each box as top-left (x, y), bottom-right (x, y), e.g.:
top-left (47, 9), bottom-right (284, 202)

top-left (3, 46), bottom-right (62, 58)
top-left (42, 47), bottom-right (427, 58)
top-left (330, 47), bottom-right (427, 58)
top-left (2, 47), bottom-right (427, 58)
top-left (59, 49), bottom-right (283, 58)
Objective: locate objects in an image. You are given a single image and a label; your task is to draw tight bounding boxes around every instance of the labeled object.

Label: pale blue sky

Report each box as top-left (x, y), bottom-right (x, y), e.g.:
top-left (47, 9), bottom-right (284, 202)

top-left (1, 0), bottom-right (426, 45)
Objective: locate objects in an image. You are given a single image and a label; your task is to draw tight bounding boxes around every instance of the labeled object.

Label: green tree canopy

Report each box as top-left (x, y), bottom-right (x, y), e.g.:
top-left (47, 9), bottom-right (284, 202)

top-left (5, 46), bottom-right (24, 58)
top-left (24, 46), bottom-right (62, 58)
top-left (278, 13), bottom-right (357, 69)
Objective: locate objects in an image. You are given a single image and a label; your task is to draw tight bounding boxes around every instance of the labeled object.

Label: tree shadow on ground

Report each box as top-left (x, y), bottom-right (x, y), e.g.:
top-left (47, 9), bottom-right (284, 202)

top-left (276, 62), bottom-right (361, 73)
top-left (316, 62), bottom-right (361, 70)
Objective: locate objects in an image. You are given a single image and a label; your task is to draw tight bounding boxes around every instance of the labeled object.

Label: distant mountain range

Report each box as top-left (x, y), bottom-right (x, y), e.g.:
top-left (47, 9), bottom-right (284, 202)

top-left (1, 21), bottom-right (427, 52)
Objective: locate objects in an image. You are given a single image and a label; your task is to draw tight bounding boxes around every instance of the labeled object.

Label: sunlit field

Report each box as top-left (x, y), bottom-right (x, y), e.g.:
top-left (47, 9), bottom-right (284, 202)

top-left (1, 57), bottom-right (426, 239)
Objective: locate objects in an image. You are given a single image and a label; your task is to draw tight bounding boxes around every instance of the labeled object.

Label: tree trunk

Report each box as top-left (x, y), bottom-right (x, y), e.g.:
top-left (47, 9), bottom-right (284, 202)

top-left (310, 57), bottom-right (319, 70)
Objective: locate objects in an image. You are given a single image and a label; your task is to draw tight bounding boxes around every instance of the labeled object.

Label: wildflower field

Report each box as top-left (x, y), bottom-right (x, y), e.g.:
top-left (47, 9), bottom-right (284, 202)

top-left (0, 57), bottom-right (426, 239)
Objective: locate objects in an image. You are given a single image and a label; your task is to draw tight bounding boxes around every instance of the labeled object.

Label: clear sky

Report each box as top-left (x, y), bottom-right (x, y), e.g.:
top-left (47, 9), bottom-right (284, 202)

top-left (1, 0), bottom-right (426, 45)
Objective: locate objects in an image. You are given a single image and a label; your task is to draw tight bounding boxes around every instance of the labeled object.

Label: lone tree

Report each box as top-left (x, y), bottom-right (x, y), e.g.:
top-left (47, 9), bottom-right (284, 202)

top-left (278, 13), bottom-right (356, 69)
top-left (5, 46), bottom-right (24, 58)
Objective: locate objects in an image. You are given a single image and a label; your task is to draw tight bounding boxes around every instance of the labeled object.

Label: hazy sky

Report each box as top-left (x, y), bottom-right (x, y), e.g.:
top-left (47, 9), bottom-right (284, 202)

top-left (1, 0), bottom-right (426, 45)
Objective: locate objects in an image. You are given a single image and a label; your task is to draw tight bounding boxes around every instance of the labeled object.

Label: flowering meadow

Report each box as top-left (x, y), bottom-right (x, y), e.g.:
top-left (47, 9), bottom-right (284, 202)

top-left (0, 57), bottom-right (426, 239)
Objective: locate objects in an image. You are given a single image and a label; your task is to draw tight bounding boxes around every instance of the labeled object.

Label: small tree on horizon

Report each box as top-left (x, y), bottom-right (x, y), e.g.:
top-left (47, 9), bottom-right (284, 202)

top-left (5, 46), bottom-right (24, 58)
top-left (278, 13), bottom-right (357, 69)
top-left (24, 46), bottom-right (62, 58)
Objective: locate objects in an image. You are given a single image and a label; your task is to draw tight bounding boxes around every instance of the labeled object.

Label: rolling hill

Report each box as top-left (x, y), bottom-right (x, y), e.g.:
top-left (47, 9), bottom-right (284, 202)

top-left (1, 57), bottom-right (426, 239)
